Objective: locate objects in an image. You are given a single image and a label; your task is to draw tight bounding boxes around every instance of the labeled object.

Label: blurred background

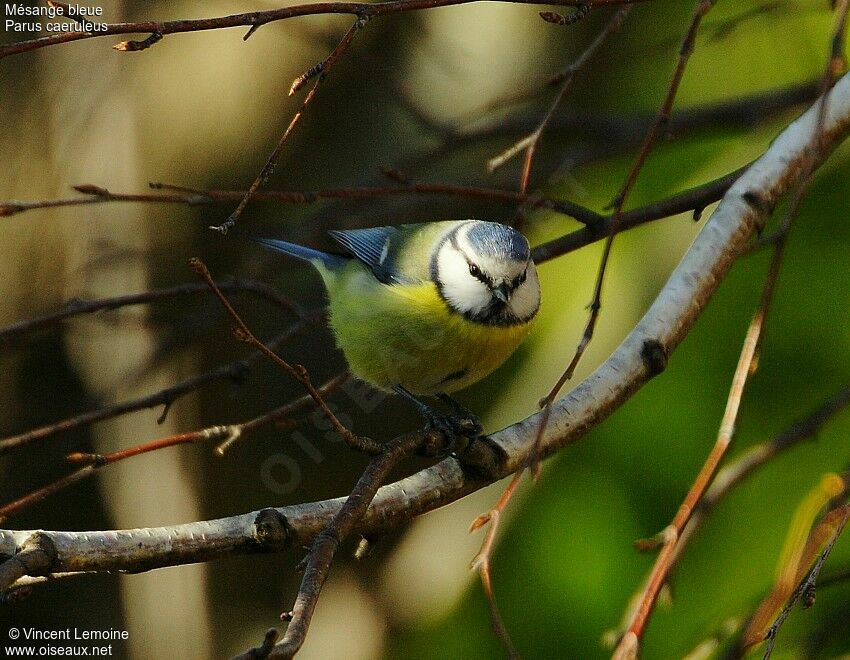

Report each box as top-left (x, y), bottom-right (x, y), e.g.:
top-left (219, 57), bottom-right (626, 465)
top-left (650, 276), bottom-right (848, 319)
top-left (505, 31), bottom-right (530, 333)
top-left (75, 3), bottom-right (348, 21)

top-left (2, 0), bottom-right (850, 658)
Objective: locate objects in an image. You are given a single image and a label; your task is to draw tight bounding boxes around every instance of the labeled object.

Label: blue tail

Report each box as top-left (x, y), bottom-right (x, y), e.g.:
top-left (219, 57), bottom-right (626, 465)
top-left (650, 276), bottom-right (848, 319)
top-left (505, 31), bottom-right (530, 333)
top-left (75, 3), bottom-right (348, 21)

top-left (251, 237), bottom-right (347, 270)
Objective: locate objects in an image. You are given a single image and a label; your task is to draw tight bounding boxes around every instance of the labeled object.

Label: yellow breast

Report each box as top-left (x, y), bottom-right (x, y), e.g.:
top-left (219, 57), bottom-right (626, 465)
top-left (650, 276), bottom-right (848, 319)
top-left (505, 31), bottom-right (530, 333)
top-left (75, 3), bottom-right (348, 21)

top-left (323, 264), bottom-right (534, 395)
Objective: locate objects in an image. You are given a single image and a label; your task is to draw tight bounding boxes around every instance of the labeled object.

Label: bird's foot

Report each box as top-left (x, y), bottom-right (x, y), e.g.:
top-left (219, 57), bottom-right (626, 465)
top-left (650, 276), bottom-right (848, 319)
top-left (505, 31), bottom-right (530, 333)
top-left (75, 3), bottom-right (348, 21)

top-left (423, 399), bottom-right (486, 458)
top-left (393, 386), bottom-right (485, 458)
top-left (436, 393), bottom-right (484, 437)
top-left (421, 409), bottom-right (471, 458)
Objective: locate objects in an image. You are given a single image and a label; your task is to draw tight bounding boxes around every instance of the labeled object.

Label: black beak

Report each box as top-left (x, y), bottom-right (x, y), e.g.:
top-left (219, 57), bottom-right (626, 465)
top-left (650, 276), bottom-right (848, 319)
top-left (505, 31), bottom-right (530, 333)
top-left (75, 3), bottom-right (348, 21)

top-left (492, 283), bottom-right (511, 304)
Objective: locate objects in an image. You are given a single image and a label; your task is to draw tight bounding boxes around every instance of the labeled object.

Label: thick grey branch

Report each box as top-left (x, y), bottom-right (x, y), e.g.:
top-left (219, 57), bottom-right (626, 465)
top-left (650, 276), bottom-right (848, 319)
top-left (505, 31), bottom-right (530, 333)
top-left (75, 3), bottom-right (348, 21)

top-left (3, 71), bottom-right (850, 580)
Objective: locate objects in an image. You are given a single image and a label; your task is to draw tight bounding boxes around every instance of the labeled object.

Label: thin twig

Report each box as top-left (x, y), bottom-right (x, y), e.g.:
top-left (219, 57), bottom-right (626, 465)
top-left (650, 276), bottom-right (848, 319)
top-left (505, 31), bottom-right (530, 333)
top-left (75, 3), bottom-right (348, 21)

top-left (212, 16), bottom-right (369, 234)
top-left (488, 7), bottom-right (631, 192)
top-left (0, 317), bottom-right (316, 455)
top-left (3, 165), bottom-right (745, 267)
top-left (238, 432), bottom-right (425, 660)
top-left (1, 179), bottom-right (602, 226)
top-left (531, 164), bottom-right (748, 262)
top-left (568, 0), bottom-right (717, 391)
top-left (607, 385), bottom-right (850, 646)
top-left (557, 0), bottom-right (711, 481)
top-left (0, 278), bottom-right (300, 346)
top-left (531, 0), bottom-right (718, 492)
top-left (190, 258), bottom-right (380, 454)
top-left (0, 0), bottom-right (652, 60)
top-left (0, 373), bottom-right (349, 523)
top-left (613, 4), bottom-right (849, 652)
top-left (0, 430), bottom-right (224, 525)
top-left (468, 473), bottom-right (526, 658)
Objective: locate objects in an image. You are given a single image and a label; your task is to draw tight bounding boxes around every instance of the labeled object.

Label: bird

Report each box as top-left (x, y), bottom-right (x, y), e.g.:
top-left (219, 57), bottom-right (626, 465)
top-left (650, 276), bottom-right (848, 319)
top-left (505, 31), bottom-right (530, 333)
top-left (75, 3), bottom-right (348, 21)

top-left (253, 220), bottom-right (541, 438)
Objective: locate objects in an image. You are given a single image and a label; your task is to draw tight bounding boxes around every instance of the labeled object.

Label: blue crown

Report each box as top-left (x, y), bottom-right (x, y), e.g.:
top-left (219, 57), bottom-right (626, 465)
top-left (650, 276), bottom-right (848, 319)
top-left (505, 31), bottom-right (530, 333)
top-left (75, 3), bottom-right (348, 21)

top-left (466, 222), bottom-right (530, 262)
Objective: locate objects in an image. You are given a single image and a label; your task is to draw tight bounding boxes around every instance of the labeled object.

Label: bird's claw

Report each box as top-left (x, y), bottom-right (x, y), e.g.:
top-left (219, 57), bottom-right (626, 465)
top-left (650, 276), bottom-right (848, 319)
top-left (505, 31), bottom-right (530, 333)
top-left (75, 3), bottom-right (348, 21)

top-left (453, 415), bottom-right (483, 437)
top-left (422, 410), bottom-right (483, 458)
top-left (436, 393), bottom-right (484, 437)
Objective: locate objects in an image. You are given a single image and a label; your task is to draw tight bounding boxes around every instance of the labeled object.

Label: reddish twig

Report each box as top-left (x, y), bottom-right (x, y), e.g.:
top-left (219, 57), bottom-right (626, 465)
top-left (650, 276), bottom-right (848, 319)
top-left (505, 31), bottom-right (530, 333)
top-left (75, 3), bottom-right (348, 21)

top-left (0, 429), bottom-right (225, 524)
top-left (567, 0), bottom-right (716, 393)
top-left (512, 1), bottom-right (718, 498)
top-left (607, 385), bottom-right (850, 646)
top-left (613, 5), bottom-right (849, 651)
top-left (0, 316), bottom-right (317, 455)
top-left (468, 472), bottom-right (526, 658)
top-left (517, 0), bottom-right (715, 496)
top-left (0, 373), bottom-right (349, 523)
top-left (211, 16), bottom-right (369, 234)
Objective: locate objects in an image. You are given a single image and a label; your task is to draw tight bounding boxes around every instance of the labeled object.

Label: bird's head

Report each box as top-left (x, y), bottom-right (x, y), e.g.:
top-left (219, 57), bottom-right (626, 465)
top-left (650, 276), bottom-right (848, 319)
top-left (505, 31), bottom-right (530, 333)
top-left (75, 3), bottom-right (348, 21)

top-left (432, 221), bottom-right (540, 325)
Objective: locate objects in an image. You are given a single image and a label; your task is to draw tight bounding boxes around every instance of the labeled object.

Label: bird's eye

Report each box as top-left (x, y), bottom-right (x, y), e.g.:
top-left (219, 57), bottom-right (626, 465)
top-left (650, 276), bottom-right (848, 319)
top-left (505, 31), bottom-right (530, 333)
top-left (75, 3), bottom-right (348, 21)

top-left (469, 263), bottom-right (481, 278)
top-left (513, 270), bottom-right (527, 288)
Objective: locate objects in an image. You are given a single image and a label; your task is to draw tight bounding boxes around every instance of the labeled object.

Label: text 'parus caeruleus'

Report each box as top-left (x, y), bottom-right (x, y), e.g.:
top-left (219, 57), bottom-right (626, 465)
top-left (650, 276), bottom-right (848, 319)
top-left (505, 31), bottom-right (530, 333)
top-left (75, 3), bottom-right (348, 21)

top-left (254, 220), bottom-right (540, 432)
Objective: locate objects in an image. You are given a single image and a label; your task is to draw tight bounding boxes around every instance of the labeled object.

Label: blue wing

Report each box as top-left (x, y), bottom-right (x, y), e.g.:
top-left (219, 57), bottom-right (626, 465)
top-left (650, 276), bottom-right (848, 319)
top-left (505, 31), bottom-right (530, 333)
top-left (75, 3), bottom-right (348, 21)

top-left (328, 226), bottom-right (402, 284)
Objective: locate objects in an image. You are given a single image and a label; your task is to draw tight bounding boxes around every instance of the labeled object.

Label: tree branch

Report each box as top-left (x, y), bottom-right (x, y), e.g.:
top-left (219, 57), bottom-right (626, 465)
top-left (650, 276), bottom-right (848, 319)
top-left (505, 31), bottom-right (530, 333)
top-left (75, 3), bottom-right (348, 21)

top-left (0, 179), bottom-right (602, 226)
top-left (1, 165), bottom-right (746, 267)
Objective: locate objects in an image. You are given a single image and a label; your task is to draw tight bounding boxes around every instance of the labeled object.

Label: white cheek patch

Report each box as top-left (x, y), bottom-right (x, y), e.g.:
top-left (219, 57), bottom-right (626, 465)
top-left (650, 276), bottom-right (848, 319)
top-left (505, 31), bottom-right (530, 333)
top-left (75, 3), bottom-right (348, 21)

top-left (508, 262), bottom-right (541, 321)
top-left (436, 245), bottom-right (491, 315)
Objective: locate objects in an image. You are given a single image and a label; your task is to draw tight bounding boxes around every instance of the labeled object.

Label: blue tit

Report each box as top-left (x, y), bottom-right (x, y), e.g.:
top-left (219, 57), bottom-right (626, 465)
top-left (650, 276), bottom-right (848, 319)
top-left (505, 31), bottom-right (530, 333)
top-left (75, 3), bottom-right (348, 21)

top-left (254, 220), bottom-right (540, 428)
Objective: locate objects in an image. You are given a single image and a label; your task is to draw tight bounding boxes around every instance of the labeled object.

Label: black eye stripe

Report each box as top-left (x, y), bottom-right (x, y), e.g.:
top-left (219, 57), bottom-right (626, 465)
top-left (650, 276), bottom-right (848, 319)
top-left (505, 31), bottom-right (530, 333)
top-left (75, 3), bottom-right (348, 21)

top-left (468, 261), bottom-right (491, 285)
